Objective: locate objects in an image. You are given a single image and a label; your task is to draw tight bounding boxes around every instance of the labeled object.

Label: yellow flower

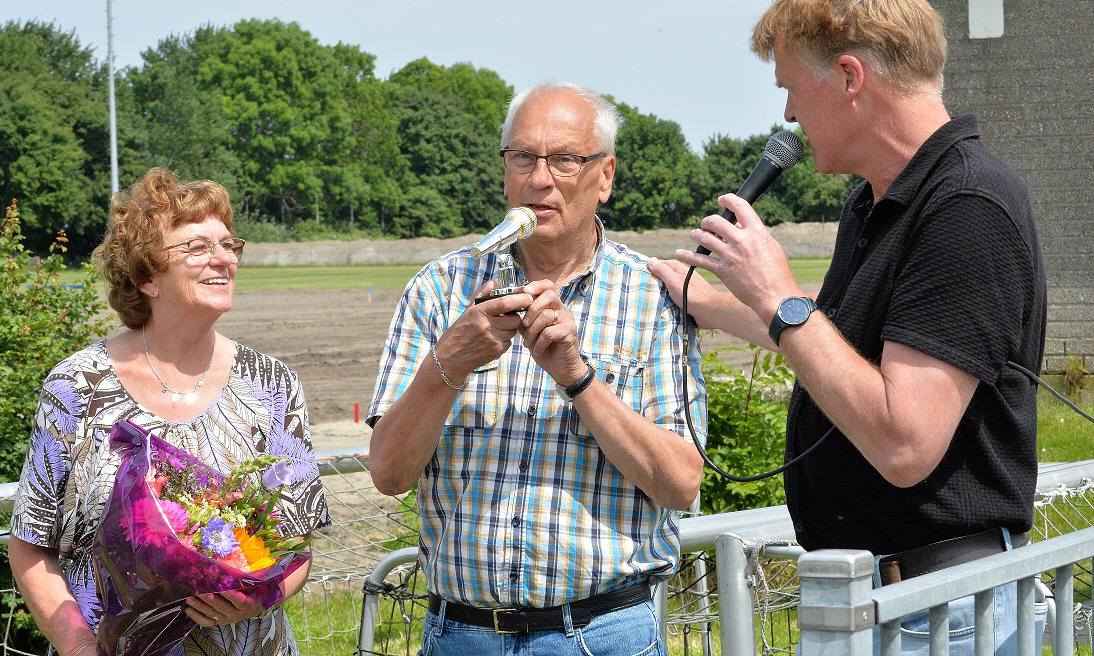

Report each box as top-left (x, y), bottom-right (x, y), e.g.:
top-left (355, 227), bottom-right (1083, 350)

top-left (233, 529), bottom-right (276, 571)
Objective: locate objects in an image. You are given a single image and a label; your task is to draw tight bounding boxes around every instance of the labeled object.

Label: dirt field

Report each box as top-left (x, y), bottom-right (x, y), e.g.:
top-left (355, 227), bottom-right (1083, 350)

top-left (213, 287), bottom-right (761, 447)
top-left (207, 225), bottom-right (835, 450)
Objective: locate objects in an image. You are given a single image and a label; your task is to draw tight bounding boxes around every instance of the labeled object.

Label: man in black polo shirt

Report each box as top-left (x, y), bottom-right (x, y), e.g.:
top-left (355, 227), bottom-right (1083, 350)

top-left (649, 0), bottom-right (1047, 653)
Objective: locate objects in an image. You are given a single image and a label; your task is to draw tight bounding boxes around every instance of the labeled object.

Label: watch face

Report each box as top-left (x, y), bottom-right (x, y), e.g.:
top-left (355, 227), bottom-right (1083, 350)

top-left (778, 297), bottom-right (812, 324)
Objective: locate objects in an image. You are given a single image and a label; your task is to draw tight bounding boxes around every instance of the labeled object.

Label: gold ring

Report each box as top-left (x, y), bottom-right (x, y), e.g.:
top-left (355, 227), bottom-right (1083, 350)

top-left (552, 310), bottom-right (560, 325)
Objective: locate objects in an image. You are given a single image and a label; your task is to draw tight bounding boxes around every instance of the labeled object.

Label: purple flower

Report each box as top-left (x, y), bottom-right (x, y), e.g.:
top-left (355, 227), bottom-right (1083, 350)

top-left (199, 517), bottom-right (239, 558)
top-left (262, 460), bottom-right (293, 490)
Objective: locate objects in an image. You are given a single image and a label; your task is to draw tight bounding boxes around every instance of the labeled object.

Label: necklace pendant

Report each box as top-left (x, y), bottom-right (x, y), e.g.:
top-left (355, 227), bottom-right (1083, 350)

top-left (170, 392), bottom-right (182, 402)
top-left (184, 392), bottom-right (198, 404)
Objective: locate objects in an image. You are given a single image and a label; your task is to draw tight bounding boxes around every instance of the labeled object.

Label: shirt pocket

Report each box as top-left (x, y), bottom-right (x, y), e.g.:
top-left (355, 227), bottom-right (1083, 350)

top-left (567, 354), bottom-right (645, 438)
top-left (444, 361), bottom-right (501, 430)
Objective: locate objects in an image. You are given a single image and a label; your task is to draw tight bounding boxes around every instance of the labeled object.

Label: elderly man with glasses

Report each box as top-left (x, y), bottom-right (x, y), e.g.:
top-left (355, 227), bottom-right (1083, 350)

top-left (366, 81), bottom-right (707, 656)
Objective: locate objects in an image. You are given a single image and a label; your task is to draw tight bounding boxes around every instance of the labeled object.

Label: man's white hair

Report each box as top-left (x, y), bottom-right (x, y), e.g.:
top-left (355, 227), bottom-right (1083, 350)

top-left (499, 81), bottom-right (621, 155)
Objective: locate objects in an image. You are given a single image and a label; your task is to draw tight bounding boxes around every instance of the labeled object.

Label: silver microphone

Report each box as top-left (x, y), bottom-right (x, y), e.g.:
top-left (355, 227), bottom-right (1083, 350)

top-left (469, 207), bottom-right (537, 259)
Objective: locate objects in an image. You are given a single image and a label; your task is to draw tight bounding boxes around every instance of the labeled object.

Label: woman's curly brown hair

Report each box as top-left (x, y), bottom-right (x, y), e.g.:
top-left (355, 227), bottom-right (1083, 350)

top-left (93, 168), bottom-right (234, 329)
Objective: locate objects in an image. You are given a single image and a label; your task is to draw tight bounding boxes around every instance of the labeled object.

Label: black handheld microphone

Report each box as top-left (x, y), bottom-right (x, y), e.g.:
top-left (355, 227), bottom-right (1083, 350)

top-left (696, 129), bottom-right (804, 254)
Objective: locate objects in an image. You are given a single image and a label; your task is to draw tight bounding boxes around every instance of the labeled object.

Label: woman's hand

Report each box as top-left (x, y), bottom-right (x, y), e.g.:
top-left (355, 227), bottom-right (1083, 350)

top-left (184, 590), bottom-right (265, 627)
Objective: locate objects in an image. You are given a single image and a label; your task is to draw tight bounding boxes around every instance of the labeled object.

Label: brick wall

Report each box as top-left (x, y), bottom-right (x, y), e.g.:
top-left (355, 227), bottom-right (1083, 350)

top-left (932, 0), bottom-right (1093, 393)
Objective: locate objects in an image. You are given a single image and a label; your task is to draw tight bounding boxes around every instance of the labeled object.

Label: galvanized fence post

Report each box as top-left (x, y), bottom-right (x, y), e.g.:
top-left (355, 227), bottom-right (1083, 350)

top-left (797, 549), bottom-right (876, 655)
top-left (715, 533), bottom-right (756, 655)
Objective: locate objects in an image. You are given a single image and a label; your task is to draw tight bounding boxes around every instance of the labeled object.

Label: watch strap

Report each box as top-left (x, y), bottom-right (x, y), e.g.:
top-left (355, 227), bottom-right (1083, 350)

top-left (562, 362), bottom-right (597, 401)
top-left (768, 296), bottom-right (819, 347)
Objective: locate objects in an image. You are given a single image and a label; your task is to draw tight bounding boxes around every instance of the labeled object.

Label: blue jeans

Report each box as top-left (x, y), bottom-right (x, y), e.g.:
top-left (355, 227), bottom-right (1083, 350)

top-left (870, 538), bottom-right (1047, 656)
top-left (420, 598), bottom-right (666, 656)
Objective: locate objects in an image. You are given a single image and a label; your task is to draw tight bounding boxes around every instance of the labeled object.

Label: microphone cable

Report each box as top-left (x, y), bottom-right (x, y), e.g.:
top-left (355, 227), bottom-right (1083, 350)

top-left (1006, 361), bottom-right (1094, 424)
top-left (680, 264), bottom-right (834, 483)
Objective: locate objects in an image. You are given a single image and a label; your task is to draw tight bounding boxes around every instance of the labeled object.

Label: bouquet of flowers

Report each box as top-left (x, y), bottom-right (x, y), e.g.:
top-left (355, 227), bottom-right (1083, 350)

top-left (92, 420), bottom-right (311, 656)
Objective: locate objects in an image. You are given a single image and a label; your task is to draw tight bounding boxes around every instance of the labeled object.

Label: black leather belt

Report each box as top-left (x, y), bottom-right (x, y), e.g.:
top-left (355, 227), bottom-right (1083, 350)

top-left (878, 528), bottom-right (1028, 586)
top-left (427, 584), bottom-right (651, 633)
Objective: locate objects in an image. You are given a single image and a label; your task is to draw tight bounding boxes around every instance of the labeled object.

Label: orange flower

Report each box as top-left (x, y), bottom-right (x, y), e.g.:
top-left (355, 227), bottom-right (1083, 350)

top-left (215, 546), bottom-right (250, 572)
top-left (233, 529), bottom-right (275, 571)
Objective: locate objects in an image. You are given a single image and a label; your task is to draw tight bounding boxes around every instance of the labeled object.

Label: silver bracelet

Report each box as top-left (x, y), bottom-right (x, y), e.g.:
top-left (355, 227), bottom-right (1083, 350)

top-left (70, 642), bottom-right (98, 656)
top-left (431, 345), bottom-right (465, 390)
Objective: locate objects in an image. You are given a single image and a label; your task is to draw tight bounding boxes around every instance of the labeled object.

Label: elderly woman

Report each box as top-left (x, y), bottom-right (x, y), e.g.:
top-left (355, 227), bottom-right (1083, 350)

top-left (8, 168), bottom-right (330, 656)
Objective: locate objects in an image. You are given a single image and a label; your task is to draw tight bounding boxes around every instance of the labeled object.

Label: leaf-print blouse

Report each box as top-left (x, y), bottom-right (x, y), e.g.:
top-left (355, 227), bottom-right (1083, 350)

top-left (11, 340), bottom-right (331, 656)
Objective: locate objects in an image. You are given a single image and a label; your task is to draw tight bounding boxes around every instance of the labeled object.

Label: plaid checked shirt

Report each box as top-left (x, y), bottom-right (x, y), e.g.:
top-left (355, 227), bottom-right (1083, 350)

top-left (367, 228), bottom-right (707, 608)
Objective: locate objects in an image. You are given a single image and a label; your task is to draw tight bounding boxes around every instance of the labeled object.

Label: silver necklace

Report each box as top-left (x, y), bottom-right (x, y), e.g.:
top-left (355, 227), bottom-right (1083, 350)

top-left (141, 325), bottom-right (215, 403)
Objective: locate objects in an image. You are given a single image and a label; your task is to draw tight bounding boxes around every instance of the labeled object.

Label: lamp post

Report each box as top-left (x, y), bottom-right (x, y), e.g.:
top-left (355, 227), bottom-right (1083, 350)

top-left (107, 0), bottom-right (119, 195)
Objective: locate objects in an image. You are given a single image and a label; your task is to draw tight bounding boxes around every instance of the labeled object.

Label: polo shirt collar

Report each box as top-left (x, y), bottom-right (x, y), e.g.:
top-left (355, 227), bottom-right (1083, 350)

top-left (880, 114), bottom-right (981, 207)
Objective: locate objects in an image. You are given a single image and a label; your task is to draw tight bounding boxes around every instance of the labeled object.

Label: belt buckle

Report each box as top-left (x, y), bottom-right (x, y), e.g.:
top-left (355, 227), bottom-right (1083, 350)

top-left (492, 608), bottom-right (518, 634)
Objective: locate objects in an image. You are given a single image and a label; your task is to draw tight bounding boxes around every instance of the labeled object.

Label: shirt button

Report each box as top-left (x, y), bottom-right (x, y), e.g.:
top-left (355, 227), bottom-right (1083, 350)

top-left (519, 461), bottom-right (529, 472)
top-left (605, 373), bottom-right (615, 384)
top-left (527, 405), bottom-right (536, 417)
top-left (510, 570), bottom-right (519, 583)
top-left (511, 516), bottom-right (521, 527)
top-left (857, 238), bottom-right (868, 248)
top-left (826, 308), bottom-right (837, 319)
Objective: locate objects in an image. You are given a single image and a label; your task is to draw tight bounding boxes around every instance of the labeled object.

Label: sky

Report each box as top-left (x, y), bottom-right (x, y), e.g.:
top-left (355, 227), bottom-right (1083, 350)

top-left (5, 0), bottom-right (792, 151)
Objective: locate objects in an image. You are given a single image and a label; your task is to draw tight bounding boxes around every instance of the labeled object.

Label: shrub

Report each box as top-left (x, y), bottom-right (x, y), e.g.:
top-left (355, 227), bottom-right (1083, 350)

top-left (698, 345), bottom-right (794, 514)
top-left (234, 216), bottom-right (294, 243)
top-left (0, 199), bottom-right (109, 483)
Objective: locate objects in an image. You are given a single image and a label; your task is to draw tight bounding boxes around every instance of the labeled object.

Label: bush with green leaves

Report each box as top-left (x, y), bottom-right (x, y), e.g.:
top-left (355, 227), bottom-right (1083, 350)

top-left (698, 345), bottom-right (794, 514)
top-left (0, 199), bottom-right (109, 483)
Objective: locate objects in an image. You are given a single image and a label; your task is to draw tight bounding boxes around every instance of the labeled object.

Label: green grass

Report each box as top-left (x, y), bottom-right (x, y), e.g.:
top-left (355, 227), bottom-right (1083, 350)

top-left (687, 257), bottom-right (831, 289)
top-left (57, 257), bottom-right (831, 292)
top-left (1036, 387), bottom-right (1094, 462)
top-left (233, 264), bottom-right (423, 291)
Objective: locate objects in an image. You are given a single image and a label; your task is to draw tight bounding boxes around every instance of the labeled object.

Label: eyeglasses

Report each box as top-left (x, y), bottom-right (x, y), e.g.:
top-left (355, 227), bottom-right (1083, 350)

top-left (166, 237), bottom-right (246, 260)
top-left (500, 149), bottom-right (606, 177)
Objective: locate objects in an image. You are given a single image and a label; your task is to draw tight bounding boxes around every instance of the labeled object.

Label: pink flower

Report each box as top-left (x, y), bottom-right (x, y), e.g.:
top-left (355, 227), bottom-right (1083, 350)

top-left (158, 499), bottom-right (190, 534)
top-left (124, 497), bottom-right (172, 547)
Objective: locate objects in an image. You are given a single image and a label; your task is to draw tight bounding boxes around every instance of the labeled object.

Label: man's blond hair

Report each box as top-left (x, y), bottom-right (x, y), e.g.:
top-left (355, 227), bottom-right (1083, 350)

top-left (752, 0), bottom-right (946, 91)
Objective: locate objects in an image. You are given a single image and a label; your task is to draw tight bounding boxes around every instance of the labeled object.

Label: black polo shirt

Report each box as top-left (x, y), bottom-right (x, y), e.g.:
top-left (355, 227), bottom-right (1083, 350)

top-left (784, 115), bottom-right (1047, 554)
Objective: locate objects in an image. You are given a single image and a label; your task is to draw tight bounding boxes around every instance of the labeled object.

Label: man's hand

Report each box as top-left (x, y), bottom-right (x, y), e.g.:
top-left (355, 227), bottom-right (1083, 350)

top-left (647, 257), bottom-right (734, 331)
top-left (518, 280), bottom-right (587, 386)
top-left (672, 193), bottom-right (804, 322)
top-left (433, 281), bottom-right (530, 384)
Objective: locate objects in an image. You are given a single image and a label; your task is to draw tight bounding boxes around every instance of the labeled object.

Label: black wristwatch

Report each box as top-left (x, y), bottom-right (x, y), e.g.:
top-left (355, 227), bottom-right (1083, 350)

top-left (768, 296), bottom-right (819, 346)
top-left (558, 362), bottom-right (597, 402)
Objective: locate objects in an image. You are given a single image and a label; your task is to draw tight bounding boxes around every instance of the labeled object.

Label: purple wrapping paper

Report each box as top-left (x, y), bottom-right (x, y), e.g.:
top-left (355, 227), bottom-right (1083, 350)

top-left (92, 420), bottom-right (310, 656)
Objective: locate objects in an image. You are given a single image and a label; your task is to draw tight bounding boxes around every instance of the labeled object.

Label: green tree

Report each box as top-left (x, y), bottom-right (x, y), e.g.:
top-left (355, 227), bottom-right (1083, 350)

top-left (329, 43), bottom-right (404, 233)
top-left (703, 128), bottom-right (793, 225)
top-left (387, 85), bottom-right (506, 237)
top-left (124, 34), bottom-right (242, 194)
top-left (602, 103), bottom-right (710, 231)
top-left (0, 21), bottom-right (111, 256)
top-left (389, 58), bottom-right (513, 135)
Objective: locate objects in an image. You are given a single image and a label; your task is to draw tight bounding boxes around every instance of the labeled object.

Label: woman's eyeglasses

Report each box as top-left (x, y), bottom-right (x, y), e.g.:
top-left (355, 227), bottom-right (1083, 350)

top-left (165, 237), bottom-right (246, 260)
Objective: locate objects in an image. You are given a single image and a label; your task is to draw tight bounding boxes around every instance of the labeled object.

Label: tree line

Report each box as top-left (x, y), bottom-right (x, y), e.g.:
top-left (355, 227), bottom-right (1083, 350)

top-left (0, 19), bottom-right (859, 258)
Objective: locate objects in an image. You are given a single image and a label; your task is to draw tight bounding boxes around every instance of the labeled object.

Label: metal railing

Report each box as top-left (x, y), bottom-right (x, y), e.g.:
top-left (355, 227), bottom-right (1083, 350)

top-left (354, 459), bottom-right (1094, 655)
top-left (1, 455), bottom-right (1091, 656)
